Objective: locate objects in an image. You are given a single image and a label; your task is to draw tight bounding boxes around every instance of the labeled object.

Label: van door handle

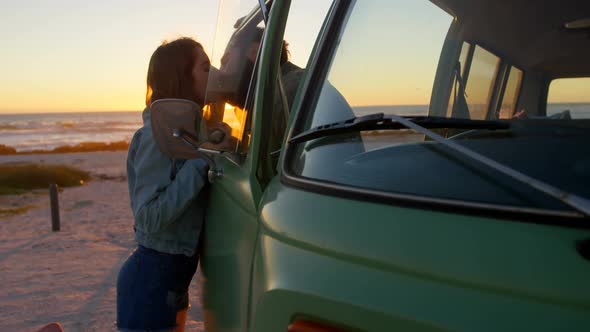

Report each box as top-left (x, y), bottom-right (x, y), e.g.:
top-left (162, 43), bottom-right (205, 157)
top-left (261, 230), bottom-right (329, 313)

top-left (576, 238), bottom-right (590, 261)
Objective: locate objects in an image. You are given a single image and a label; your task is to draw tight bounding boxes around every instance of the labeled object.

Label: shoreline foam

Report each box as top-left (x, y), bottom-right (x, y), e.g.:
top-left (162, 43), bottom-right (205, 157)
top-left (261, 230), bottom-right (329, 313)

top-left (0, 141), bottom-right (129, 155)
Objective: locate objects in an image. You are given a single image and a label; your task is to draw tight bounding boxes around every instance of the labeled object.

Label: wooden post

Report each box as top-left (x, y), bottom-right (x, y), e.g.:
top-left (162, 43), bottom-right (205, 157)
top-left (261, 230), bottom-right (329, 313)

top-left (49, 184), bottom-right (60, 232)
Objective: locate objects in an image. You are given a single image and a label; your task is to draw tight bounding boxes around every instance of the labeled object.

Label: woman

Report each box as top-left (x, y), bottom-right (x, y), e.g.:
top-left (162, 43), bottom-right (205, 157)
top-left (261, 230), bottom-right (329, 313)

top-left (117, 37), bottom-right (220, 332)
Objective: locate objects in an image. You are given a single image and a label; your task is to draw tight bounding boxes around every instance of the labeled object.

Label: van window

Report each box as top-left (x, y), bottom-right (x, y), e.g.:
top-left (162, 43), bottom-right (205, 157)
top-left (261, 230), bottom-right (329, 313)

top-left (298, 0), bottom-right (453, 156)
top-left (498, 66), bottom-right (523, 119)
top-left (463, 46), bottom-right (500, 119)
top-left (292, 0), bottom-right (454, 183)
top-left (447, 42), bottom-right (472, 117)
top-left (547, 78), bottom-right (590, 119)
top-left (202, 0), bottom-right (267, 155)
top-left (288, 0), bottom-right (590, 218)
top-left (264, 0), bottom-right (333, 174)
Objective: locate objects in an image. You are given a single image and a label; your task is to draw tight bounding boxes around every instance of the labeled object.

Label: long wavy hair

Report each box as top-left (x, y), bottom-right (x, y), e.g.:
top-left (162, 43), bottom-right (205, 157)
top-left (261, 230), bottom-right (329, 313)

top-left (145, 37), bottom-right (204, 106)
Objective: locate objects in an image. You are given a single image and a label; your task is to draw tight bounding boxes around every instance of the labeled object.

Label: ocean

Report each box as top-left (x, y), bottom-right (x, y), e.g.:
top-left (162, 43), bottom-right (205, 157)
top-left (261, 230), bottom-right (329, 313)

top-left (0, 103), bottom-right (588, 152)
top-left (0, 111), bottom-right (143, 152)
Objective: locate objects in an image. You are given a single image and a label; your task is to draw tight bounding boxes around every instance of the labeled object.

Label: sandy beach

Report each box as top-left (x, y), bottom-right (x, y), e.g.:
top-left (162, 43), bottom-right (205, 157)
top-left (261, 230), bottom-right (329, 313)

top-left (0, 151), bottom-right (205, 331)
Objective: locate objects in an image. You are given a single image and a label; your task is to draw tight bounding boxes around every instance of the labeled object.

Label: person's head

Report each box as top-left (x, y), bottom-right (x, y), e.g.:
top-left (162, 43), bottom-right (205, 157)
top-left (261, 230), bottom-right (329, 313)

top-left (218, 27), bottom-right (289, 108)
top-left (146, 37), bottom-right (211, 106)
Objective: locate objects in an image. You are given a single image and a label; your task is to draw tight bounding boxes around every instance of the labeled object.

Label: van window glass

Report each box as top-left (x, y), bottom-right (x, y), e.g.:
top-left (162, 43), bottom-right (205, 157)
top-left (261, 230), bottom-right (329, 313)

top-left (498, 66), bottom-right (522, 119)
top-left (265, 0), bottom-right (333, 173)
top-left (202, 0), bottom-right (267, 155)
top-left (283, 1), bottom-right (332, 69)
top-left (299, 0), bottom-right (452, 154)
top-left (547, 78), bottom-right (590, 119)
top-left (278, 0), bottom-right (333, 112)
top-left (293, 0), bottom-right (453, 177)
top-left (463, 46), bottom-right (500, 120)
top-left (447, 42), bottom-right (471, 117)
top-left (289, 0), bottom-right (590, 217)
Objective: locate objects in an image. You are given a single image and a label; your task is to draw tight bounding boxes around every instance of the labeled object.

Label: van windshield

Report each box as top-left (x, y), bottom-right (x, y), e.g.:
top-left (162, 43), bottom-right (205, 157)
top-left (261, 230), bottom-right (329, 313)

top-left (290, 0), bottom-right (590, 217)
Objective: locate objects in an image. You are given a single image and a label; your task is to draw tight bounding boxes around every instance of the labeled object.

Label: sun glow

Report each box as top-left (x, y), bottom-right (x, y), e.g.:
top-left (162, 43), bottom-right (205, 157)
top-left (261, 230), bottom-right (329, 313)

top-left (222, 103), bottom-right (245, 139)
top-left (202, 103), bottom-right (244, 139)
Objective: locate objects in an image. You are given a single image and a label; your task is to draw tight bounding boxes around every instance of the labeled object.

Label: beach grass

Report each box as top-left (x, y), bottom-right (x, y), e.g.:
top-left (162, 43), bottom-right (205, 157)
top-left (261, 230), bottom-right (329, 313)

top-left (0, 205), bottom-right (36, 217)
top-left (0, 187), bottom-right (28, 195)
top-left (41, 141), bottom-right (129, 154)
top-left (0, 163), bottom-right (91, 195)
top-left (0, 141), bottom-right (129, 155)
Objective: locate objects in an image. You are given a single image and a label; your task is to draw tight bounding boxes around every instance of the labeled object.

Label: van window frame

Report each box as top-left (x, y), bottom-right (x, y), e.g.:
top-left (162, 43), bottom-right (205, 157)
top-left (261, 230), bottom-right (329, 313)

top-left (495, 64), bottom-right (524, 119)
top-left (457, 42), bottom-right (524, 120)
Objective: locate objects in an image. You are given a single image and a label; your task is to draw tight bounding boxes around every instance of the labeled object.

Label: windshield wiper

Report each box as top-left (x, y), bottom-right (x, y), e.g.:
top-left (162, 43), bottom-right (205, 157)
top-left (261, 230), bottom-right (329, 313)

top-left (289, 113), bottom-right (509, 144)
top-left (289, 112), bottom-right (590, 217)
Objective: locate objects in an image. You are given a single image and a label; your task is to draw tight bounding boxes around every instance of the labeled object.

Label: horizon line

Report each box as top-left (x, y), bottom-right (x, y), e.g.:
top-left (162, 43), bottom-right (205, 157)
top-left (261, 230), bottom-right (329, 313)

top-left (1, 101), bottom-right (588, 116)
top-left (0, 109), bottom-right (143, 115)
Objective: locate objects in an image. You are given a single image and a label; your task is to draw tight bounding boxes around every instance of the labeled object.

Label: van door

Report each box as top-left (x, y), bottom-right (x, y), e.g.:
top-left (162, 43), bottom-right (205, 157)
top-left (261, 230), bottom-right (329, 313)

top-left (197, 2), bottom-right (266, 332)
top-left (198, 0), bottom-right (338, 331)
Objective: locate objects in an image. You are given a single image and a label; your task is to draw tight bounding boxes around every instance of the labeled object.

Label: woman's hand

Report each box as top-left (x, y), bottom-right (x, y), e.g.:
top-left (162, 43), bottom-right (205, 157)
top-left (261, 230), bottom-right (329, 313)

top-left (201, 122), bottom-right (238, 151)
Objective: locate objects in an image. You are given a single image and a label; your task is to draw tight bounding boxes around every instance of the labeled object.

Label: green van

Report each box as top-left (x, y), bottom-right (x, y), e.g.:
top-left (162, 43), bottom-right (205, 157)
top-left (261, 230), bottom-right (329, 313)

top-left (155, 0), bottom-right (590, 331)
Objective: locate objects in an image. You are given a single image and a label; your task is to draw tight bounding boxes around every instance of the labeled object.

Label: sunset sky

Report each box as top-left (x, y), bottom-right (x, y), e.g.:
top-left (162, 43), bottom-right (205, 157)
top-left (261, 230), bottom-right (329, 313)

top-left (0, 0), bottom-right (588, 114)
top-left (0, 0), bottom-right (220, 113)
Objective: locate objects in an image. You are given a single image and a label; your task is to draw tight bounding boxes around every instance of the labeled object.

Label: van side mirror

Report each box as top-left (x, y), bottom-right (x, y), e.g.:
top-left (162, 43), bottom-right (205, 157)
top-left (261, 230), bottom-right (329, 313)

top-left (150, 98), bottom-right (224, 182)
top-left (151, 98), bottom-right (207, 159)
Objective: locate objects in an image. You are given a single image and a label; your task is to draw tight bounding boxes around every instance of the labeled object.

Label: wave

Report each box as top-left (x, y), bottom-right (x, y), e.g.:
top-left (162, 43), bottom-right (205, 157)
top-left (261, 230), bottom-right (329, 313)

top-left (0, 112), bottom-right (141, 152)
top-left (0, 141), bottom-right (130, 155)
top-left (0, 124), bottom-right (20, 130)
top-left (0, 120), bottom-right (141, 132)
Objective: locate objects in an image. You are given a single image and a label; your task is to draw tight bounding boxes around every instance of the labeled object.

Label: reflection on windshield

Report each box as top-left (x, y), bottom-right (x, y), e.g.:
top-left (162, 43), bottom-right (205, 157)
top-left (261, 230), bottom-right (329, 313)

top-left (305, 0), bottom-right (452, 133)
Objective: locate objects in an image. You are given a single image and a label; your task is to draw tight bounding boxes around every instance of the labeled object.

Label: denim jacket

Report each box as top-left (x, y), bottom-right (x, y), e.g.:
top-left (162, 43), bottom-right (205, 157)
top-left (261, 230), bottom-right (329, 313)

top-left (127, 107), bottom-right (208, 256)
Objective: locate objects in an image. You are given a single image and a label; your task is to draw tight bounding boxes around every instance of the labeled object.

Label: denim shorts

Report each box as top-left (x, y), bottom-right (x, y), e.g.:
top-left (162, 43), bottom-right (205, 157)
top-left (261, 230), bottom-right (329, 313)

top-left (116, 245), bottom-right (198, 331)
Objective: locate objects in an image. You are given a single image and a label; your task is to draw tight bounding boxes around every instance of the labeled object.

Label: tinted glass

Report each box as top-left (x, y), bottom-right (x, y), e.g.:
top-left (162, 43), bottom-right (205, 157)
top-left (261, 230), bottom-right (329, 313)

top-left (498, 66), bottom-right (522, 119)
top-left (547, 78), bottom-right (590, 119)
top-left (290, 0), bottom-right (590, 215)
top-left (298, 0), bottom-right (452, 154)
top-left (269, 0), bottom-right (333, 149)
top-left (305, 0), bottom-right (451, 129)
top-left (447, 42), bottom-right (471, 117)
top-left (463, 46), bottom-right (499, 120)
top-left (293, 0), bottom-right (453, 181)
top-left (201, 0), bottom-right (266, 154)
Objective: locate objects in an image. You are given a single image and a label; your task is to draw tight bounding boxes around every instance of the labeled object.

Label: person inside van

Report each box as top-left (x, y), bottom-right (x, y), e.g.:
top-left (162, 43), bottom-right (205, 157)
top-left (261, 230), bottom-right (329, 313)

top-left (217, 26), bottom-right (358, 155)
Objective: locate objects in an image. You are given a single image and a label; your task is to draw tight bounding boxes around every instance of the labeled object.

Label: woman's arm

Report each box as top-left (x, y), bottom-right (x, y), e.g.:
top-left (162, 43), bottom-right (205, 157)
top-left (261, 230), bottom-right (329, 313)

top-left (128, 129), bottom-right (209, 234)
top-left (133, 158), bottom-right (208, 234)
